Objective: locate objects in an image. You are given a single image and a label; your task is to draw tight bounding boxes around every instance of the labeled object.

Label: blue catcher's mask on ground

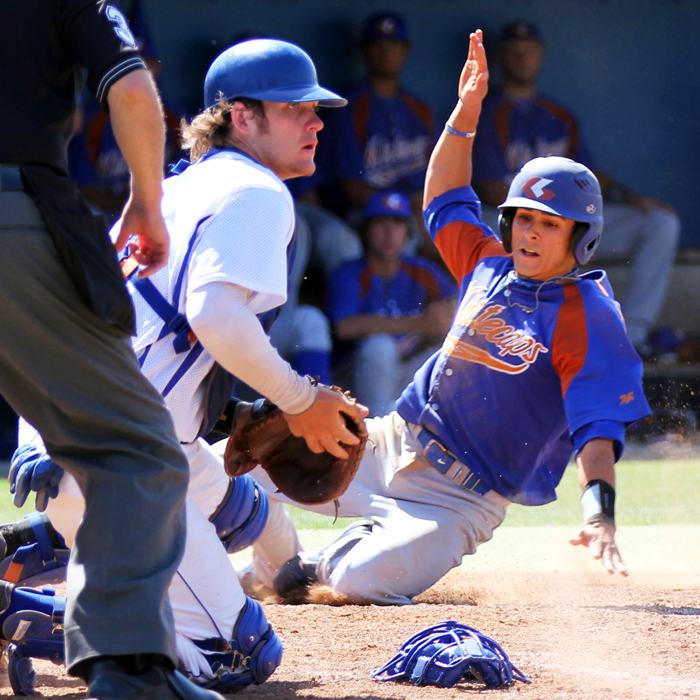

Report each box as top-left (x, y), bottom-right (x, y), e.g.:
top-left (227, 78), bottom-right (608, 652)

top-left (371, 621), bottom-right (530, 689)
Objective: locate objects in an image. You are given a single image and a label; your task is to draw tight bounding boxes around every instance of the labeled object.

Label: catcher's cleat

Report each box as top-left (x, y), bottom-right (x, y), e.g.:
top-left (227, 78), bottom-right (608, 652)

top-left (274, 520), bottom-right (374, 602)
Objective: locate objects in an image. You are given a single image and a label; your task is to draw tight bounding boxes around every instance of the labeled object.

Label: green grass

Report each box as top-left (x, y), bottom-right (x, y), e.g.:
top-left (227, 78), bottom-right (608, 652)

top-left (1, 457), bottom-right (698, 530)
top-left (286, 458), bottom-right (700, 531)
top-left (0, 482), bottom-right (36, 523)
top-left (505, 458), bottom-right (700, 527)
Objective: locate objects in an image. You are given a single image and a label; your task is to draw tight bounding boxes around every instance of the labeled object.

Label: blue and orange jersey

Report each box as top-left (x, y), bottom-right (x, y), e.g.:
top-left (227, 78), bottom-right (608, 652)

top-left (329, 83), bottom-right (436, 192)
top-left (472, 87), bottom-right (597, 185)
top-left (328, 253), bottom-right (456, 330)
top-left (396, 187), bottom-right (650, 506)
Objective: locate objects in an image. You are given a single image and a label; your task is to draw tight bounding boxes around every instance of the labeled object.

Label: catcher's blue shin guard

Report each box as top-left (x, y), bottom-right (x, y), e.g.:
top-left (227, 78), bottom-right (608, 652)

top-left (210, 475), bottom-right (269, 554)
top-left (188, 597), bottom-right (282, 691)
top-left (0, 586), bottom-right (66, 695)
top-left (0, 512), bottom-right (69, 587)
top-left (371, 621), bottom-right (530, 689)
top-left (274, 519), bottom-right (373, 600)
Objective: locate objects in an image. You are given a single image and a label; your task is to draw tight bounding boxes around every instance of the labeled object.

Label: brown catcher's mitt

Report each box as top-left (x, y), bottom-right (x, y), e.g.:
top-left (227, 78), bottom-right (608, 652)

top-left (224, 386), bottom-right (368, 505)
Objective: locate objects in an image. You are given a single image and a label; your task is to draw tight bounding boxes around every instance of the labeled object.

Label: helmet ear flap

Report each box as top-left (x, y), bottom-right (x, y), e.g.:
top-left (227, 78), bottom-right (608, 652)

top-left (571, 222), bottom-right (599, 265)
top-left (497, 208), bottom-right (515, 253)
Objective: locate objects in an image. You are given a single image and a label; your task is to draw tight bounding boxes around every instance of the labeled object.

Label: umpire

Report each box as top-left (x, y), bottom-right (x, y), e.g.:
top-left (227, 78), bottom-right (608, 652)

top-left (0, 2), bottom-right (221, 699)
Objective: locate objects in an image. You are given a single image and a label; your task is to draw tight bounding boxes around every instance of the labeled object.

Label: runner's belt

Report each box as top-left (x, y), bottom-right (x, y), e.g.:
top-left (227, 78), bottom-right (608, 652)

top-left (413, 426), bottom-right (490, 496)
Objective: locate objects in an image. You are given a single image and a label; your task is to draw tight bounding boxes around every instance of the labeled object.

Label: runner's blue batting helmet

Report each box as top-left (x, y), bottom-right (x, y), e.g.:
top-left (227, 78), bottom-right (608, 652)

top-left (497, 156), bottom-right (603, 265)
top-left (204, 39), bottom-right (346, 110)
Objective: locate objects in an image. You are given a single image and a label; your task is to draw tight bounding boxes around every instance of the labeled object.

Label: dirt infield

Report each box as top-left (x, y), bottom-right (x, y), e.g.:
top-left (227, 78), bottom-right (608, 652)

top-left (2, 531), bottom-right (699, 700)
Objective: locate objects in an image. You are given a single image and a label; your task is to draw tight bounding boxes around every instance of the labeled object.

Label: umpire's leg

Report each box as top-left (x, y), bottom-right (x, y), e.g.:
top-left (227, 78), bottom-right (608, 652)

top-left (0, 191), bottom-right (189, 673)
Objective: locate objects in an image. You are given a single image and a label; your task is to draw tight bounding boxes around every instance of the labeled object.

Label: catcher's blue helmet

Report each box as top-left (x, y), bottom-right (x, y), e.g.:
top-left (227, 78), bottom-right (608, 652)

top-left (204, 39), bottom-right (347, 110)
top-left (497, 156), bottom-right (603, 265)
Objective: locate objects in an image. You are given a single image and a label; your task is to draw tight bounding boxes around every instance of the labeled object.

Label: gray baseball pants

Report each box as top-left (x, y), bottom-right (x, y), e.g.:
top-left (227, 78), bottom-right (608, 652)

top-left (0, 191), bottom-right (189, 672)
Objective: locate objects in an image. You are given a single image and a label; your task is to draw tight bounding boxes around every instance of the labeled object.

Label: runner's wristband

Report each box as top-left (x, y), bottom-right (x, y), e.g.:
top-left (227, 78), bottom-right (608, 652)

top-left (581, 479), bottom-right (616, 526)
top-left (444, 122), bottom-right (476, 138)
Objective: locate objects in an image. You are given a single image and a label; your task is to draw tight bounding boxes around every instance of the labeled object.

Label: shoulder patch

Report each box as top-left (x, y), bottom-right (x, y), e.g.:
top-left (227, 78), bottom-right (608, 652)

top-left (105, 6), bottom-right (137, 48)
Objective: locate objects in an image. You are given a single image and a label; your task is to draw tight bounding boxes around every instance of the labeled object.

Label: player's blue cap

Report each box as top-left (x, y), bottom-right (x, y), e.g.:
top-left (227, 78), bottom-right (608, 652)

top-left (363, 191), bottom-right (412, 220)
top-left (499, 21), bottom-right (543, 44)
top-left (361, 13), bottom-right (409, 43)
top-left (204, 39), bottom-right (346, 109)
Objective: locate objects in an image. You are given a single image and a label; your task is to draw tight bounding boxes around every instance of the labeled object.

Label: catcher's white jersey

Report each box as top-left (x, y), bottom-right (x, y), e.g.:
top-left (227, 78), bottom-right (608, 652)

top-left (117, 149), bottom-right (295, 443)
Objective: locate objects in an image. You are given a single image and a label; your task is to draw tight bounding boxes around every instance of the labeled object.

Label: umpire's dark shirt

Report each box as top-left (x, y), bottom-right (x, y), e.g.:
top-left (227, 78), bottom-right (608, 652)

top-left (0, 0), bottom-right (146, 173)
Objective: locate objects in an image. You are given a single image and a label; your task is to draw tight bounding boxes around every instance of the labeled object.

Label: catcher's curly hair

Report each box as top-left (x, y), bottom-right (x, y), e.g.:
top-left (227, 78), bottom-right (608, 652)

top-left (180, 96), bottom-right (267, 163)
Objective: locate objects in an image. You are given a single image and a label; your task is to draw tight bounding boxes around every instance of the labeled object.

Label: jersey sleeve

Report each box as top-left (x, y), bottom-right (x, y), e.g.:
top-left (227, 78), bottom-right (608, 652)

top-left (327, 262), bottom-right (363, 325)
top-left (186, 186), bottom-right (293, 311)
top-left (63, 0), bottom-right (146, 108)
top-left (552, 282), bottom-right (651, 435)
top-left (423, 186), bottom-right (508, 281)
top-left (572, 420), bottom-right (626, 461)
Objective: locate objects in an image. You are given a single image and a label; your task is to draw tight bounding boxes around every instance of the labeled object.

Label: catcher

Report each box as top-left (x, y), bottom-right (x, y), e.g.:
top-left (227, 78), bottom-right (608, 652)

top-left (237, 29), bottom-right (651, 605)
top-left (2, 38), bottom-right (367, 692)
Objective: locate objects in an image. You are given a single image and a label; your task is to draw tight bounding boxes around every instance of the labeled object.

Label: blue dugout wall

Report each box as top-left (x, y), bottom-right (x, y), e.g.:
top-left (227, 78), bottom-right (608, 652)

top-left (140, 0), bottom-right (700, 247)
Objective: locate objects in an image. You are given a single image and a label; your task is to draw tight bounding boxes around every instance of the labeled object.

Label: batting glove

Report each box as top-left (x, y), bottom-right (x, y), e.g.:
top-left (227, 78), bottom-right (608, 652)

top-left (9, 445), bottom-right (64, 512)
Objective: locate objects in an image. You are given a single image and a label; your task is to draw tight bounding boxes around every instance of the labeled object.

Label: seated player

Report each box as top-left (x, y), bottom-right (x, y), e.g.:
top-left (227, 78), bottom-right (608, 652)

top-left (238, 30), bottom-right (651, 605)
top-left (320, 12), bottom-right (437, 256)
top-left (329, 190), bottom-right (456, 417)
top-left (0, 38), bottom-right (367, 692)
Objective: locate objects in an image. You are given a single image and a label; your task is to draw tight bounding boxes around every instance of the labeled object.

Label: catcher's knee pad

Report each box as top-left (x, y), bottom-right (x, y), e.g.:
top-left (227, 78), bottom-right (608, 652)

top-left (190, 596), bottom-right (282, 691)
top-left (1, 587), bottom-right (66, 696)
top-left (0, 512), bottom-right (69, 587)
top-left (210, 475), bottom-right (269, 554)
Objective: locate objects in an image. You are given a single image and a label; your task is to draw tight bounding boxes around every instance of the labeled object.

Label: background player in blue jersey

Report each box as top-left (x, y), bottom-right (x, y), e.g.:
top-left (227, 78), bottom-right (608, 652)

top-left (320, 13), bottom-right (437, 251)
top-left (328, 190), bottom-right (456, 417)
top-left (241, 30), bottom-right (651, 606)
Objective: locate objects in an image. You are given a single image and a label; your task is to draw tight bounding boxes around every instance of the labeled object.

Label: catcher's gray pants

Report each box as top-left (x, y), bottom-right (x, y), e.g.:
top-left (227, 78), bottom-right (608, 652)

top-left (0, 191), bottom-right (189, 671)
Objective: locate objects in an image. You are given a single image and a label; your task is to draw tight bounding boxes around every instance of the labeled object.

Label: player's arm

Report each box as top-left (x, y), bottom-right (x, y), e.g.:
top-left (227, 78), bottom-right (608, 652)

top-left (568, 438), bottom-right (628, 576)
top-left (64, 0), bottom-right (169, 277)
top-left (423, 30), bottom-right (488, 209)
top-left (187, 282), bottom-right (368, 459)
top-left (108, 70), bottom-right (169, 277)
top-left (422, 30), bottom-right (504, 281)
